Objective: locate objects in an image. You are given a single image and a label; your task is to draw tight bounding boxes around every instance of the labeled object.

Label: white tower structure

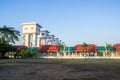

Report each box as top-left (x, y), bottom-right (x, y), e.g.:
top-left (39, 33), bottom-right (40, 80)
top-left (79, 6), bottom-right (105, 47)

top-left (38, 29), bottom-right (49, 45)
top-left (21, 22), bottom-right (42, 47)
top-left (47, 35), bottom-right (55, 45)
top-left (53, 38), bottom-right (59, 44)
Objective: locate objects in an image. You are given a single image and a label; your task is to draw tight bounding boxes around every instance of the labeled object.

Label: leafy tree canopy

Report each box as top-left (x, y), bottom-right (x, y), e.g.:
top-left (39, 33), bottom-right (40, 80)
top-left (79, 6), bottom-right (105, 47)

top-left (0, 25), bottom-right (20, 58)
top-left (58, 42), bottom-right (65, 52)
top-left (0, 25), bottom-right (20, 44)
top-left (82, 42), bottom-right (88, 47)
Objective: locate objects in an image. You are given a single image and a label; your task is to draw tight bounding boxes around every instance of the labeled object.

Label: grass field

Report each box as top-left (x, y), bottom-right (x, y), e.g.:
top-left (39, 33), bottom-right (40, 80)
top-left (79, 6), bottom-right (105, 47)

top-left (0, 59), bottom-right (120, 80)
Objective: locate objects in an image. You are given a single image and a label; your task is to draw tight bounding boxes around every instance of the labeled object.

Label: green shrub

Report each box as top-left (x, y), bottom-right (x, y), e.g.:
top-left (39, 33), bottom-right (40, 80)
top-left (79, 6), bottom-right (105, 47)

top-left (17, 49), bottom-right (38, 58)
top-left (32, 51), bottom-right (38, 57)
top-left (18, 49), bottom-right (32, 58)
top-left (97, 51), bottom-right (103, 56)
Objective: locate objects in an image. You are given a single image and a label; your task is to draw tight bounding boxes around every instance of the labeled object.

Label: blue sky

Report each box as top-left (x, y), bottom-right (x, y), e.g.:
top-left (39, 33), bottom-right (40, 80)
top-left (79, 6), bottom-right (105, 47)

top-left (0, 0), bottom-right (120, 46)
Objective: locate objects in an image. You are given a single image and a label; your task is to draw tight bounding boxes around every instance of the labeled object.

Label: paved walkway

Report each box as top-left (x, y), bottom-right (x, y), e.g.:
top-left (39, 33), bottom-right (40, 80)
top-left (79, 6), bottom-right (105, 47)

top-left (39, 56), bottom-right (120, 59)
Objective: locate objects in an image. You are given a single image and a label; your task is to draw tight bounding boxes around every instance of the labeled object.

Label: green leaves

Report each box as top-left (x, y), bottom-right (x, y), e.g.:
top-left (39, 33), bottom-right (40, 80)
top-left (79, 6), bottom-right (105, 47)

top-left (0, 43), bottom-right (16, 58)
top-left (0, 25), bottom-right (20, 58)
top-left (105, 43), bottom-right (114, 56)
top-left (82, 42), bottom-right (88, 47)
top-left (0, 25), bottom-right (20, 44)
top-left (17, 49), bottom-right (38, 58)
top-left (58, 42), bottom-right (65, 52)
top-left (82, 42), bottom-right (88, 53)
top-left (105, 43), bottom-right (112, 50)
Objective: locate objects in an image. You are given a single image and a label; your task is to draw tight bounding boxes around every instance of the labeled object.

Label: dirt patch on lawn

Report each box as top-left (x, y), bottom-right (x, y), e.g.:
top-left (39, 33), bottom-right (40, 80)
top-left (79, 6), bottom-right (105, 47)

top-left (0, 63), bottom-right (120, 80)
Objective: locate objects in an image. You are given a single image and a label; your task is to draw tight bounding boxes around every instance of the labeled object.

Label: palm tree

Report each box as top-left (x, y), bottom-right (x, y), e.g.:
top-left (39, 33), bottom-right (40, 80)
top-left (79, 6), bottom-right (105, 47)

top-left (0, 25), bottom-right (20, 58)
top-left (0, 25), bottom-right (20, 44)
top-left (58, 42), bottom-right (65, 53)
top-left (58, 42), bottom-right (65, 57)
top-left (82, 42), bottom-right (88, 57)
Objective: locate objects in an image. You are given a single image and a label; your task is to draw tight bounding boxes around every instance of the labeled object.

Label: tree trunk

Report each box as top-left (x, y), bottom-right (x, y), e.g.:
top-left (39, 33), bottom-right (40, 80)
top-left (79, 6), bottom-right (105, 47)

top-left (1, 53), bottom-right (5, 58)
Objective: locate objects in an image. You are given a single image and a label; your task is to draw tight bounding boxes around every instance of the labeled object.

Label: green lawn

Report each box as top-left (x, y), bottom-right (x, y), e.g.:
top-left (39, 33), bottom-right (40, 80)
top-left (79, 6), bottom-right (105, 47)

top-left (0, 58), bottom-right (120, 64)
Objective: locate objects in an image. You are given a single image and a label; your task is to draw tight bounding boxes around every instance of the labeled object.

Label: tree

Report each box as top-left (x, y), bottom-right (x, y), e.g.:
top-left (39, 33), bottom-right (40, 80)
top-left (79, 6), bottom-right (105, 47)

top-left (0, 25), bottom-right (20, 58)
top-left (105, 43), bottom-right (113, 57)
top-left (0, 25), bottom-right (20, 44)
top-left (58, 42), bottom-right (65, 53)
top-left (82, 42), bottom-right (89, 57)
top-left (0, 43), bottom-right (16, 58)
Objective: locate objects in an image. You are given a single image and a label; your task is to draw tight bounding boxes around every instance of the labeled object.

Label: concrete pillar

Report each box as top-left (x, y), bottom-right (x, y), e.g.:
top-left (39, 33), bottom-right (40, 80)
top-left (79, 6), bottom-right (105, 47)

top-left (116, 52), bottom-right (118, 56)
top-left (103, 52), bottom-right (105, 57)
top-left (68, 52), bottom-right (70, 57)
top-left (72, 53), bottom-right (74, 57)
top-left (47, 52), bottom-right (49, 57)
top-left (45, 39), bottom-right (47, 45)
top-left (76, 52), bottom-right (77, 57)
top-left (57, 52), bottom-right (59, 57)
top-left (111, 52), bottom-right (114, 57)
top-left (50, 52), bottom-right (52, 56)
top-left (79, 52), bottom-right (81, 57)
top-left (25, 34), bottom-right (29, 46)
top-left (21, 34), bottom-right (25, 45)
top-left (32, 34), bottom-right (37, 47)
top-left (95, 52), bottom-right (97, 57)
top-left (75, 52), bottom-right (78, 57)
top-left (115, 52), bottom-right (117, 56)
top-left (87, 52), bottom-right (89, 57)
top-left (64, 52), bottom-right (66, 57)
top-left (37, 38), bottom-right (40, 47)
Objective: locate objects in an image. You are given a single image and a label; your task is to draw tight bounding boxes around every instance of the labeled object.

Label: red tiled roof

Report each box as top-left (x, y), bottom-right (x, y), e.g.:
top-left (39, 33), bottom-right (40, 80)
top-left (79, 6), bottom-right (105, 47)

top-left (114, 44), bottom-right (120, 51)
top-left (39, 45), bottom-right (58, 53)
top-left (75, 44), bottom-right (97, 52)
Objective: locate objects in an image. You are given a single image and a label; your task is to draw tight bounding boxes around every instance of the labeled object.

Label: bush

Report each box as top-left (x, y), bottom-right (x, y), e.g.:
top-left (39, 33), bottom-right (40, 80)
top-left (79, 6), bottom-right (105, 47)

top-left (17, 49), bottom-right (38, 58)
top-left (97, 51), bottom-right (103, 56)
top-left (32, 51), bottom-right (38, 57)
top-left (18, 49), bottom-right (32, 58)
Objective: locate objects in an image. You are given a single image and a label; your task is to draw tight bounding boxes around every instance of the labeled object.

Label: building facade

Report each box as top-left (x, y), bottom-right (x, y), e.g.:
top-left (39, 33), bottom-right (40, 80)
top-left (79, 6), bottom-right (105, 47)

top-left (21, 22), bottom-right (61, 47)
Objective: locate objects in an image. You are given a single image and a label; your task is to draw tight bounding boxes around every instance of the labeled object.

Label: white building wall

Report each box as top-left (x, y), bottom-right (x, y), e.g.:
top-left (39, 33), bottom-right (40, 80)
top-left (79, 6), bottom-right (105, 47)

top-left (47, 35), bottom-right (55, 45)
top-left (38, 29), bottom-right (49, 45)
top-left (32, 34), bottom-right (37, 47)
top-left (21, 22), bottom-right (41, 47)
top-left (21, 22), bottom-right (62, 47)
top-left (25, 34), bottom-right (29, 46)
top-left (54, 38), bottom-right (59, 44)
